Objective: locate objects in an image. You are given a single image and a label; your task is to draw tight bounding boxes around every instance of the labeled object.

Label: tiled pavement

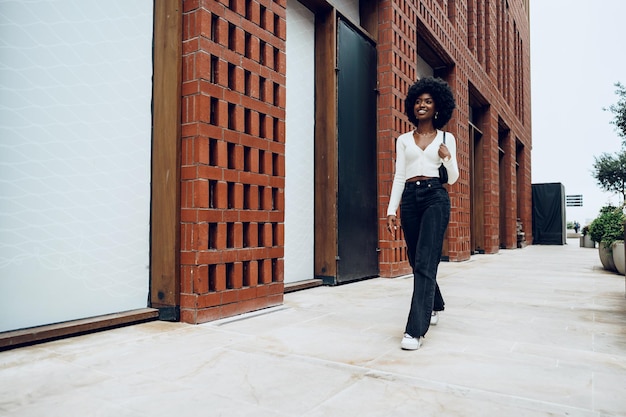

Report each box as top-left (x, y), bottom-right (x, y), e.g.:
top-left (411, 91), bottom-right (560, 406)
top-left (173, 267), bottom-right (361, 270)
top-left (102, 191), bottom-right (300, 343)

top-left (1, 238), bottom-right (625, 416)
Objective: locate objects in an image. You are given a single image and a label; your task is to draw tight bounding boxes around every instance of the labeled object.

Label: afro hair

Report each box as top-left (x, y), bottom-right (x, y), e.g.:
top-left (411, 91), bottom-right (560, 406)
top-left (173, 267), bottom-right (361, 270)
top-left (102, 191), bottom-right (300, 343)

top-left (404, 76), bottom-right (456, 129)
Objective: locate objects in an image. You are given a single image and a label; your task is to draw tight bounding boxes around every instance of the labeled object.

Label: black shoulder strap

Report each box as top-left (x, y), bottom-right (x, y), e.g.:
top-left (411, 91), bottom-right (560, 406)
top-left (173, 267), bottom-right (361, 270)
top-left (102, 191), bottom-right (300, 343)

top-left (443, 131), bottom-right (446, 144)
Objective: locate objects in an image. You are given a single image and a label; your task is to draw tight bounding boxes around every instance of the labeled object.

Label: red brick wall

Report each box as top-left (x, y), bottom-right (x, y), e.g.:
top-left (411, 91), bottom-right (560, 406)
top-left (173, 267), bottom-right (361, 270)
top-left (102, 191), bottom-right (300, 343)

top-left (179, 0), bottom-right (286, 323)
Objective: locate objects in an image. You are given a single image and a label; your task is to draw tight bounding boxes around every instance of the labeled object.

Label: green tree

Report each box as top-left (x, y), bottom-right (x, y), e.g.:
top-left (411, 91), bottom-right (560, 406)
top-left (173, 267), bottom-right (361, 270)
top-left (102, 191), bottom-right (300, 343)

top-left (592, 150), bottom-right (626, 204)
top-left (594, 82), bottom-right (626, 204)
top-left (605, 82), bottom-right (626, 146)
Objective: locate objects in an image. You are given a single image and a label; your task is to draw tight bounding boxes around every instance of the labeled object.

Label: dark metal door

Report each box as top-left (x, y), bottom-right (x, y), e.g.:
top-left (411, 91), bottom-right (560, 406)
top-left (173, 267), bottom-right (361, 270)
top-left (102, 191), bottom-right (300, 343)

top-left (336, 20), bottom-right (378, 283)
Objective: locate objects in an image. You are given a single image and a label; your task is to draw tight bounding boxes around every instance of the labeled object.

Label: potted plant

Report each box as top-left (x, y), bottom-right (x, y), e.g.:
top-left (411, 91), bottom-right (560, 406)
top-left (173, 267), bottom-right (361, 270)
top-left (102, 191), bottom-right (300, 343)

top-left (588, 205), bottom-right (625, 273)
top-left (580, 225), bottom-right (595, 248)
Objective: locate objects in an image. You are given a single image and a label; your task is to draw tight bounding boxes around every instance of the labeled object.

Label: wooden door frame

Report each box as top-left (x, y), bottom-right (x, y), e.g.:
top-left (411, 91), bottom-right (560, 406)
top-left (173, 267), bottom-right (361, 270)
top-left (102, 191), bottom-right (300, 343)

top-left (498, 144), bottom-right (506, 248)
top-left (150, 1), bottom-right (182, 320)
top-left (470, 122), bottom-right (485, 254)
top-left (309, 1), bottom-right (378, 284)
top-left (313, 6), bottom-right (338, 283)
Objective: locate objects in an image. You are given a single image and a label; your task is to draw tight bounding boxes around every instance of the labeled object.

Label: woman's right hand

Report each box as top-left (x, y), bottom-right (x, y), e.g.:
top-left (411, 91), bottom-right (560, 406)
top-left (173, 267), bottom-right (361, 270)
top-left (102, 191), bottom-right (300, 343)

top-left (387, 215), bottom-right (398, 235)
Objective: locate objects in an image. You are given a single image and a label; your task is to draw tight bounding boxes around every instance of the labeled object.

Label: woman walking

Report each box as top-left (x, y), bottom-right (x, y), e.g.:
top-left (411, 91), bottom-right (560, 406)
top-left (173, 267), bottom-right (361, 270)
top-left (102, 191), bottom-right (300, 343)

top-left (386, 76), bottom-right (460, 350)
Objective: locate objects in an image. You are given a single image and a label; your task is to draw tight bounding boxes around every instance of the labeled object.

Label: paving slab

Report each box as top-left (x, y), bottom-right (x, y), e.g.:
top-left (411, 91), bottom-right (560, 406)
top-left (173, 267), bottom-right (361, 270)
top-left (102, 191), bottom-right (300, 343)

top-left (1, 239), bottom-right (625, 417)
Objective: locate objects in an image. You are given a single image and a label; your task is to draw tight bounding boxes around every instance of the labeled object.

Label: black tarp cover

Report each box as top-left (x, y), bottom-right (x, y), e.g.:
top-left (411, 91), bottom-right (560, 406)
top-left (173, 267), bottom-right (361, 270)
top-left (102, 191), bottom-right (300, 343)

top-left (532, 183), bottom-right (567, 245)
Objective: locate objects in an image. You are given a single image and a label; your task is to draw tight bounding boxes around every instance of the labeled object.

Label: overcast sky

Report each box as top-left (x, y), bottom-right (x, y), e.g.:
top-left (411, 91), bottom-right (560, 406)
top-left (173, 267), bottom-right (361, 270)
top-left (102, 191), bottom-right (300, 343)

top-left (530, 1), bottom-right (626, 225)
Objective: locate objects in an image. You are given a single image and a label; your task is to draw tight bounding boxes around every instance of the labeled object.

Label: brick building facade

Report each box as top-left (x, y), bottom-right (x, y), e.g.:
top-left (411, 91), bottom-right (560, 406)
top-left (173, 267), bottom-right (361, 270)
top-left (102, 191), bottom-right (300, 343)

top-left (151, 0), bottom-right (532, 324)
top-left (0, 0), bottom-right (532, 344)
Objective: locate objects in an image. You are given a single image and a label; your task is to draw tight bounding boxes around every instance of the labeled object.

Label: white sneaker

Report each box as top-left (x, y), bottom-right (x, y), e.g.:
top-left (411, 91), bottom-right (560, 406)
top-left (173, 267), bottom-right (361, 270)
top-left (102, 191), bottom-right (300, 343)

top-left (401, 333), bottom-right (421, 350)
top-left (430, 311), bottom-right (439, 325)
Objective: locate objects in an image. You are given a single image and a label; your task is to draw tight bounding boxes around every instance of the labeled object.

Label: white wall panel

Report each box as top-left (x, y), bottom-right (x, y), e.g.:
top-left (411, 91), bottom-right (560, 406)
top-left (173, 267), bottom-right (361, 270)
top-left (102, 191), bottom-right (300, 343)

top-left (285, 0), bottom-right (315, 283)
top-left (0, 0), bottom-right (153, 332)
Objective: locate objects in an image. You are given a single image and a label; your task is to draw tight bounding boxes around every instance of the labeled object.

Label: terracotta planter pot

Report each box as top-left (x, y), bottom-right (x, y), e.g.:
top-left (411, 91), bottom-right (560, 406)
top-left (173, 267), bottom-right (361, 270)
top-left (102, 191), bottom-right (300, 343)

top-left (599, 242), bottom-right (617, 272)
top-left (612, 241), bottom-right (625, 275)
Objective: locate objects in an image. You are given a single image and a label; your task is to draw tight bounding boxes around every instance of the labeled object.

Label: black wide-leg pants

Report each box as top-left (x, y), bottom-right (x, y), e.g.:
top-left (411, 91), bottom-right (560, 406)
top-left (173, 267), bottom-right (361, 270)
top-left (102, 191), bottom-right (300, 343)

top-left (400, 178), bottom-right (450, 338)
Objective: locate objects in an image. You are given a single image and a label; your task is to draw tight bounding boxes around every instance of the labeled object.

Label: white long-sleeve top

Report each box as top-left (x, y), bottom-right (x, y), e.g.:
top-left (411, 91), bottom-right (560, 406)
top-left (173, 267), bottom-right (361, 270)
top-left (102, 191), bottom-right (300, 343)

top-left (386, 130), bottom-right (459, 216)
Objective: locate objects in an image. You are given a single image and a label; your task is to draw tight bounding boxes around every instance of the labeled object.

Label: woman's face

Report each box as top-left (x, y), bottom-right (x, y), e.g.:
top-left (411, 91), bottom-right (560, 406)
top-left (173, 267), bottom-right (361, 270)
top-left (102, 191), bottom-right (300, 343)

top-left (413, 93), bottom-right (436, 122)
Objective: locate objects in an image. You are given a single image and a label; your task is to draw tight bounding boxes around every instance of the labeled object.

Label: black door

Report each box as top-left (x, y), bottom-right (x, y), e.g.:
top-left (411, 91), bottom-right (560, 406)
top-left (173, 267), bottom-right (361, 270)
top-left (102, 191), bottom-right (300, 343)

top-left (336, 20), bottom-right (378, 283)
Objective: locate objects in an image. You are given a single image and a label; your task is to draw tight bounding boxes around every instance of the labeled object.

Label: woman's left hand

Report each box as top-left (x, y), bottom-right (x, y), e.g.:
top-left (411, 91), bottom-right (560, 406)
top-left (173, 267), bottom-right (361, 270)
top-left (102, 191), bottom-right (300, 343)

top-left (438, 143), bottom-right (451, 161)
